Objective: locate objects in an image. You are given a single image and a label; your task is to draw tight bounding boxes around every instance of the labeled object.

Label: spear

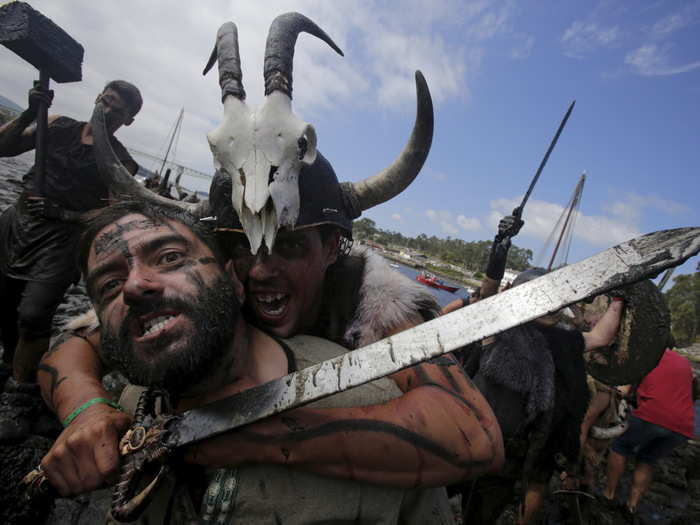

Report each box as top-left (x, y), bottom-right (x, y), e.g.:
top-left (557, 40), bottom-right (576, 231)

top-left (498, 100), bottom-right (576, 241)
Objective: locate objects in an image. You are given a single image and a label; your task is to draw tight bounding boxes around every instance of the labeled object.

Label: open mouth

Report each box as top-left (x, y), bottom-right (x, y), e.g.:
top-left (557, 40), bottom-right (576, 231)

top-left (252, 292), bottom-right (289, 320)
top-left (136, 311), bottom-right (181, 339)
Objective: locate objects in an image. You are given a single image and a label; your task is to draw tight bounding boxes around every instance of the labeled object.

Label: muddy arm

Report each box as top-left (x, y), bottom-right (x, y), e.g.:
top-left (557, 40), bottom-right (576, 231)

top-left (37, 332), bottom-right (132, 496)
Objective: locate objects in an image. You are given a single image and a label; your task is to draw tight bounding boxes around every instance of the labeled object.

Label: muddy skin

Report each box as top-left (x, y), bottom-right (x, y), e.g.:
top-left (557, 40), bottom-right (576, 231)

top-left (92, 219), bottom-right (160, 255)
top-left (36, 363), bottom-right (66, 410)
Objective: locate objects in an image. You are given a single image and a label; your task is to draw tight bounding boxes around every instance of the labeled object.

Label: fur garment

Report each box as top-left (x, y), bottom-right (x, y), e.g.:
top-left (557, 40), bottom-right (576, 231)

top-left (340, 247), bottom-right (439, 349)
top-left (478, 323), bottom-right (556, 426)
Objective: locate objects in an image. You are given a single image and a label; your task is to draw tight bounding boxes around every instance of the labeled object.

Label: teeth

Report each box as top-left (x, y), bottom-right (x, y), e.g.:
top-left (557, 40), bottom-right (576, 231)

top-left (255, 294), bottom-right (286, 316)
top-left (143, 315), bottom-right (175, 336)
top-left (257, 293), bottom-right (285, 303)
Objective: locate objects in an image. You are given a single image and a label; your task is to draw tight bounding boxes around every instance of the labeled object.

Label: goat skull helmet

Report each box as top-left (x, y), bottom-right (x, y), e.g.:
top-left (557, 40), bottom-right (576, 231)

top-left (205, 13), bottom-right (434, 254)
top-left (89, 13), bottom-right (434, 256)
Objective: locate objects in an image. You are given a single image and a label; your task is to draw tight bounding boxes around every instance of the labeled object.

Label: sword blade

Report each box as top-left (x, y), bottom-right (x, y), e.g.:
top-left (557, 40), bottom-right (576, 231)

top-left (166, 227), bottom-right (700, 448)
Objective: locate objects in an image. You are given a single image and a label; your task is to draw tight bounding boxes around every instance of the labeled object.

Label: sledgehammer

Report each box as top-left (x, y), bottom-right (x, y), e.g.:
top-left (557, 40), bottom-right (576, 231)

top-left (0, 1), bottom-right (83, 194)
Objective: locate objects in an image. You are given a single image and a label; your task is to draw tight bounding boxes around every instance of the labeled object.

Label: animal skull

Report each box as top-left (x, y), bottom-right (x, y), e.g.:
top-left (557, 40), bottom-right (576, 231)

top-left (207, 91), bottom-right (317, 254)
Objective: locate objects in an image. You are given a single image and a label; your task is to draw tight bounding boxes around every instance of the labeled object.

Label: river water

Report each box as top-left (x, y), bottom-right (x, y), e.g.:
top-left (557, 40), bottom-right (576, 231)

top-left (385, 258), bottom-right (471, 308)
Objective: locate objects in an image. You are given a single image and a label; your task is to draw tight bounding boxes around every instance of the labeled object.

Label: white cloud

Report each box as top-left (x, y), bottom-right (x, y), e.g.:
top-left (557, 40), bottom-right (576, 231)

top-left (561, 21), bottom-right (619, 58)
top-left (425, 209), bottom-right (459, 235)
top-left (625, 44), bottom-right (700, 76)
top-left (510, 34), bottom-right (535, 60)
top-left (426, 209), bottom-right (481, 235)
top-left (606, 193), bottom-right (688, 221)
top-left (488, 192), bottom-right (688, 248)
top-left (651, 13), bottom-right (690, 37)
top-left (391, 213), bottom-right (403, 222)
top-left (457, 215), bottom-right (482, 232)
top-left (650, 5), bottom-right (699, 38)
top-left (0, 0), bottom-right (519, 176)
top-left (488, 196), bottom-right (640, 247)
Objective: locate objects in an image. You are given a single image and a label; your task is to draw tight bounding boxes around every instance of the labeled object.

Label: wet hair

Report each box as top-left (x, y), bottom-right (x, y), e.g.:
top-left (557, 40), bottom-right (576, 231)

top-left (103, 80), bottom-right (143, 117)
top-left (77, 201), bottom-right (224, 277)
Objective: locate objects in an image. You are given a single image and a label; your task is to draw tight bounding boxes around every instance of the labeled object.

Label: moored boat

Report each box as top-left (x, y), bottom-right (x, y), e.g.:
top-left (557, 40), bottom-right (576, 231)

top-left (416, 271), bottom-right (459, 293)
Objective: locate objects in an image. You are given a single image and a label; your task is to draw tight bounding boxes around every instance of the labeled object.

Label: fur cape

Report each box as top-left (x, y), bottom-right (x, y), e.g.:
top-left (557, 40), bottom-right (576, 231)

top-left (338, 247), bottom-right (439, 349)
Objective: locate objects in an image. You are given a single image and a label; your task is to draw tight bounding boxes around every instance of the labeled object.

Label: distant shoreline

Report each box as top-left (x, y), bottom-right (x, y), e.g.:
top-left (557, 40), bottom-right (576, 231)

top-left (378, 250), bottom-right (480, 289)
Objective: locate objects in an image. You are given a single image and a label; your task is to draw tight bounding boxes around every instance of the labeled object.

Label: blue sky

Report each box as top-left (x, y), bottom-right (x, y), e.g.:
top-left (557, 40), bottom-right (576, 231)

top-left (1, 0), bottom-right (698, 275)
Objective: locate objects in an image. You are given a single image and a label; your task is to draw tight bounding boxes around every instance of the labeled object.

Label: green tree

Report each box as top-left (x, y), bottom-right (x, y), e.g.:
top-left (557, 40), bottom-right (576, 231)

top-left (353, 218), bottom-right (377, 240)
top-left (664, 263), bottom-right (700, 347)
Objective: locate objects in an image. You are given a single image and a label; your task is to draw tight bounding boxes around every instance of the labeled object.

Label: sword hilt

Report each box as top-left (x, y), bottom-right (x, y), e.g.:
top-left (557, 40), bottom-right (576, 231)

top-left (20, 466), bottom-right (58, 503)
top-left (110, 389), bottom-right (176, 522)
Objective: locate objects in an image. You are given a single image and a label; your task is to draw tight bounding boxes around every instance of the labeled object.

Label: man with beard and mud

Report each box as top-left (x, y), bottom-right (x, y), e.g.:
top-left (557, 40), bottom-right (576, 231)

top-left (37, 183), bottom-right (503, 521)
top-left (37, 14), bottom-right (504, 511)
top-left (39, 200), bottom-right (502, 523)
top-left (0, 81), bottom-right (141, 384)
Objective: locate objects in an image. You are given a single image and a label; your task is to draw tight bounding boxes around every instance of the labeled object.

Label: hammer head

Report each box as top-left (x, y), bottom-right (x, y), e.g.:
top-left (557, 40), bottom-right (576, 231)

top-left (0, 1), bottom-right (83, 83)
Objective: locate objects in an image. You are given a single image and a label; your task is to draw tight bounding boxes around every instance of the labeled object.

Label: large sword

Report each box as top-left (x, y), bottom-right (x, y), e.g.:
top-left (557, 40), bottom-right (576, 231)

top-left (24, 228), bottom-right (700, 520)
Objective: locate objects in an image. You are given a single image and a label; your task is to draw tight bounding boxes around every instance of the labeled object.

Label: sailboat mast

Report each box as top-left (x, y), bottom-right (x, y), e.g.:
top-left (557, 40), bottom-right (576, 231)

top-left (158, 108), bottom-right (184, 177)
top-left (547, 172), bottom-right (586, 271)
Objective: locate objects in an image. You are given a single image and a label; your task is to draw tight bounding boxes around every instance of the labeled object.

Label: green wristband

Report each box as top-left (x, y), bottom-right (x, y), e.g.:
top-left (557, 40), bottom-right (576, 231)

top-left (62, 397), bottom-right (124, 427)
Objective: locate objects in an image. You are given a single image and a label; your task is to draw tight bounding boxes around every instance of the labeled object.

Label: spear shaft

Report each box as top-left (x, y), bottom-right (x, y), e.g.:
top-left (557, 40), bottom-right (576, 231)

top-left (515, 100), bottom-right (576, 218)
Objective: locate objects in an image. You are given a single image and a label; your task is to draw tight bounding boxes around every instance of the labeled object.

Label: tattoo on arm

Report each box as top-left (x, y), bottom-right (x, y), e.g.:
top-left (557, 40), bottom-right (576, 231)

top-left (37, 363), bottom-right (67, 410)
top-left (239, 418), bottom-right (493, 471)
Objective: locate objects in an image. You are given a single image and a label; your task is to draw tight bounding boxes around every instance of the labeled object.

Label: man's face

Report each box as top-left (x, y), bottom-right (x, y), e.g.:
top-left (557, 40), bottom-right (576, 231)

top-left (86, 214), bottom-right (241, 391)
top-left (228, 227), bottom-right (339, 338)
top-left (95, 88), bottom-right (134, 133)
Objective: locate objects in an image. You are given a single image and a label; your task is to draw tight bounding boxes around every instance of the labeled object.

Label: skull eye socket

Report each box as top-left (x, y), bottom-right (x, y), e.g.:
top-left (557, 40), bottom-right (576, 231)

top-left (297, 137), bottom-right (308, 160)
top-left (268, 165), bottom-right (278, 184)
top-left (298, 124), bottom-right (317, 165)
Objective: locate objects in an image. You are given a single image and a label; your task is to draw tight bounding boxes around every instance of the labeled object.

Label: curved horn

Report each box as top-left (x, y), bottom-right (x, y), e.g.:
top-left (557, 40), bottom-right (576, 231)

top-left (343, 71), bottom-right (433, 217)
top-left (203, 22), bottom-right (245, 102)
top-left (264, 12), bottom-right (343, 98)
top-left (91, 103), bottom-right (204, 215)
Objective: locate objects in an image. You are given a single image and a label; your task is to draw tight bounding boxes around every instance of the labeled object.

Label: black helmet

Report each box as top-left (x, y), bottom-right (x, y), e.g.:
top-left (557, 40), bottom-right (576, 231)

top-left (210, 151), bottom-right (354, 235)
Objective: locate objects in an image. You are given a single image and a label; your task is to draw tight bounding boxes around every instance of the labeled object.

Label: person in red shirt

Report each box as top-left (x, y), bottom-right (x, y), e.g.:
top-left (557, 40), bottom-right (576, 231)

top-left (603, 348), bottom-right (695, 517)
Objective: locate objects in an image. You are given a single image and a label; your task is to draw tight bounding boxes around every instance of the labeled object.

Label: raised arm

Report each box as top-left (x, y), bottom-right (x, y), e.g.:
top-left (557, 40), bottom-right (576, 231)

top-left (37, 331), bottom-right (131, 496)
top-left (0, 86), bottom-right (55, 156)
top-left (583, 297), bottom-right (624, 351)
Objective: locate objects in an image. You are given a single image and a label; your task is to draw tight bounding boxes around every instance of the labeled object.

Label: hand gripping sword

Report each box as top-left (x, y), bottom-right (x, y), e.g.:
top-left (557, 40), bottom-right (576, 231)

top-left (23, 228), bottom-right (700, 521)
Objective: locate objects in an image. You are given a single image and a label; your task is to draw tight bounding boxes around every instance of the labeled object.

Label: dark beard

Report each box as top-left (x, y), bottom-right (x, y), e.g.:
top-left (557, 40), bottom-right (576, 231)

top-left (101, 275), bottom-right (239, 395)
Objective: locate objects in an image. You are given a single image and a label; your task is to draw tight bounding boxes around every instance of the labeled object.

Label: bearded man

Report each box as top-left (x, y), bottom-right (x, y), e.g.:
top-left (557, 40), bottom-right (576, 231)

top-left (0, 80), bottom-right (142, 383)
top-left (37, 14), bottom-right (504, 517)
top-left (41, 200), bottom-right (501, 523)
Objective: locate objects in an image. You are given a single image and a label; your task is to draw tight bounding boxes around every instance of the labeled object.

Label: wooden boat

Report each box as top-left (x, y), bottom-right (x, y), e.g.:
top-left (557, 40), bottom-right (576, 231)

top-left (416, 271), bottom-right (459, 293)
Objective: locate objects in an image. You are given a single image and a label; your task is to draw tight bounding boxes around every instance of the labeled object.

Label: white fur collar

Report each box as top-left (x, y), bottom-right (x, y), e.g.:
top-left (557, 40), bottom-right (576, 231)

top-left (342, 247), bottom-right (439, 349)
